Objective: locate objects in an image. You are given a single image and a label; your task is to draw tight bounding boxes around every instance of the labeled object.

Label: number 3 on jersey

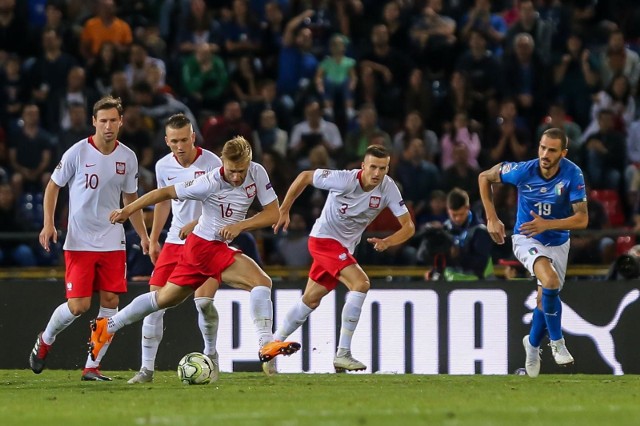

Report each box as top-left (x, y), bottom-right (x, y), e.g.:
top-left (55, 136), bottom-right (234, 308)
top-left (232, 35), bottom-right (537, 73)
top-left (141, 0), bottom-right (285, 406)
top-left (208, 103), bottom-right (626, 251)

top-left (85, 173), bottom-right (99, 189)
top-left (533, 201), bottom-right (551, 216)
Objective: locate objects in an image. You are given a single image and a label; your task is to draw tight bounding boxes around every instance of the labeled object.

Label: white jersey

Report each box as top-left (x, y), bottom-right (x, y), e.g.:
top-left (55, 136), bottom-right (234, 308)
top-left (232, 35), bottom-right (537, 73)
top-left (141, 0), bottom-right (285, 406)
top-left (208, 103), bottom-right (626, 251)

top-left (155, 147), bottom-right (222, 244)
top-left (310, 169), bottom-right (408, 253)
top-left (52, 137), bottom-right (138, 251)
top-left (174, 162), bottom-right (277, 242)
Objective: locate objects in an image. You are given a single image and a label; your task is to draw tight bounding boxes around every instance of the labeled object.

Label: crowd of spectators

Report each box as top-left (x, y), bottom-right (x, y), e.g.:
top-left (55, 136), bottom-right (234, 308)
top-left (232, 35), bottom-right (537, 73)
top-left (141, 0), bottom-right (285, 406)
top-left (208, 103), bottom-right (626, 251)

top-left (1, 0), bottom-right (640, 269)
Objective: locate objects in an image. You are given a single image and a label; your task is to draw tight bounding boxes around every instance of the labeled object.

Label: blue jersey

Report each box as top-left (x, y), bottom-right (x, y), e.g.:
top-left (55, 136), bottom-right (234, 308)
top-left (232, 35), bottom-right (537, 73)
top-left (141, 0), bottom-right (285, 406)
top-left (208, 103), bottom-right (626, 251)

top-left (500, 158), bottom-right (587, 246)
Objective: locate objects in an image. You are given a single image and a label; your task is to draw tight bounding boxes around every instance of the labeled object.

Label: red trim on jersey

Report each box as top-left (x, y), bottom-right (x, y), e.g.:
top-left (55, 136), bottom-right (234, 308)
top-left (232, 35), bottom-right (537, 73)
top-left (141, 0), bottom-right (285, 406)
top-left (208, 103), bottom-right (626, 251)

top-left (87, 136), bottom-right (119, 153)
top-left (194, 146), bottom-right (203, 162)
top-left (357, 169), bottom-right (364, 189)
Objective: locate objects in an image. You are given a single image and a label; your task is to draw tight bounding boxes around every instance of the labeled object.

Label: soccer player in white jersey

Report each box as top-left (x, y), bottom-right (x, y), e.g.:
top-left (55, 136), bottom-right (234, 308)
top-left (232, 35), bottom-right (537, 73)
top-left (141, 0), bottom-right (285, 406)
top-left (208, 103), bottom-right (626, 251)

top-left (127, 114), bottom-right (223, 384)
top-left (30, 96), bottom-right (150, 381)
top-left (479, 128), bottom-right (588, 377)
top-left (89, 136), bottom-right (300, 372)
top-left (273, 145), bottom-right (415, 372)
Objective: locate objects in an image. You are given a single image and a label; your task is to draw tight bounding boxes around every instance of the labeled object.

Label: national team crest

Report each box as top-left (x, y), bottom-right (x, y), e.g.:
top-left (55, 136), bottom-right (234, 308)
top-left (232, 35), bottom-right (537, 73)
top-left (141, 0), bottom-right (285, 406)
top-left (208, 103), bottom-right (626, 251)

top-left (194, 171), bottom-right (205, 178)
top-left (555, 182), bottom-right (565, 196)
top-left (369, 196), bottom-right (381, 209)
top-left (245, 183), bottom-right (256, 198)
top-left (116, 162), bottom-right (126, 175)
top-left (528, 247), bottom-right (538, 255)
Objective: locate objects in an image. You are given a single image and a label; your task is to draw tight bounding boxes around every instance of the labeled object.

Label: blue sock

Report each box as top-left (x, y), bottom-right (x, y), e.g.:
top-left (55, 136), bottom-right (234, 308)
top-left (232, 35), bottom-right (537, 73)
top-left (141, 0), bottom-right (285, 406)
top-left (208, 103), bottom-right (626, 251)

top-left (541, 288), bottom-right (563, 341)
top-left (529, 307), bottom-right (547, 347)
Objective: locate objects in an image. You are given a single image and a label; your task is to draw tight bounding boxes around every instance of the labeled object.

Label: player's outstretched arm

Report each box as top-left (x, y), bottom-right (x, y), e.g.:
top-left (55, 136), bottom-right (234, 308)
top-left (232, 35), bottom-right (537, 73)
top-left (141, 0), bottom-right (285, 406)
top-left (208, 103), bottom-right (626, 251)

top-left (478, 163), bottom-right (507, 245)
top-left (367, 212), bottom-right (415, 252)
top-left (273, 170), bottom-right (314, 233)
top-left (39, 179), bottom-right (61, 252)
top-left (110, 186), bottom-right (178, 224)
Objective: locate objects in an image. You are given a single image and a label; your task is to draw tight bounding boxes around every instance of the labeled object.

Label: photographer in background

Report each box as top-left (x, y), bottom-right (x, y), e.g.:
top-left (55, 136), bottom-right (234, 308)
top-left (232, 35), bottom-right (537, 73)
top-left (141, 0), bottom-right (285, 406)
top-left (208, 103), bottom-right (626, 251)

top-left (417, 188), bottom-right (494, 281)
top-left (606, 244), bottom-right (640, 280)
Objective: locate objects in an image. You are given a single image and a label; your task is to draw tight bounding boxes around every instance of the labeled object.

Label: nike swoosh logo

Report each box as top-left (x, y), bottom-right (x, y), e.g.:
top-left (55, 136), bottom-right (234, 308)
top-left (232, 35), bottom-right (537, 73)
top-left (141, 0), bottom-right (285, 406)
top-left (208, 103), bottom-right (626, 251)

top-left (168, 176), bottom-right (177, 180)
top-left (86, 163), bottom-right (96, 167)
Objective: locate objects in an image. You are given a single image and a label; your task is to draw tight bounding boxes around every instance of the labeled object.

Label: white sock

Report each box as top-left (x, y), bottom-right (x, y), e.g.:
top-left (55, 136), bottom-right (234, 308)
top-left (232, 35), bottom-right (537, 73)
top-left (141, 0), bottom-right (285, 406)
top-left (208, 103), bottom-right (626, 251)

top-left (42, 302), bottom-right (80, 345)
top-left (85, 306), bottom-right (118, 368)
top-left (107, 291), bottom-right (159, 334)
top-left (337, 291), bottom-right (366, 356)
top-left (274, 298), bottom-right (314, 341)
top-left (194, 297), bottom-right (219, 357)
top-left (250, 286), bottom-right (274, 348)
top-left (140, 309), bottom-right (166, 371)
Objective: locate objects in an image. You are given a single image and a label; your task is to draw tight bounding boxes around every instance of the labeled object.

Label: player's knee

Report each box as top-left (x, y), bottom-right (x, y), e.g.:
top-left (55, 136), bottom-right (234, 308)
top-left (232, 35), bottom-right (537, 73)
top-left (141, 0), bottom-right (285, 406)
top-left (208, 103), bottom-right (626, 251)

top-left (540, 276), bottom-right (561, 290)
top-left (302, 294), bottom-right (322, 310)
top-left (68, 301), bottom-right (90, 316)
top-left (351, 279), bottom-right (370, 293)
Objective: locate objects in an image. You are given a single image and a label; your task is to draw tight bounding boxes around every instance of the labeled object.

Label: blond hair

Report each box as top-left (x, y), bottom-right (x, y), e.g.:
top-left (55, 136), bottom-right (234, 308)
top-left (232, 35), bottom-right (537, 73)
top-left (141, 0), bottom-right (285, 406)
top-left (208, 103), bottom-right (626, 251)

top-left (222, 136), bottom-right (252, 163)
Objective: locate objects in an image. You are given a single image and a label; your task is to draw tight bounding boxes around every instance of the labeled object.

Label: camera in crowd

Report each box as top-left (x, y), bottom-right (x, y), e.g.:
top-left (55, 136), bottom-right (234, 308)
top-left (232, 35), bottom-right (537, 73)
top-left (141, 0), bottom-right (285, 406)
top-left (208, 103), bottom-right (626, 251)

top-left (607, 245), bottom-right (640, 280)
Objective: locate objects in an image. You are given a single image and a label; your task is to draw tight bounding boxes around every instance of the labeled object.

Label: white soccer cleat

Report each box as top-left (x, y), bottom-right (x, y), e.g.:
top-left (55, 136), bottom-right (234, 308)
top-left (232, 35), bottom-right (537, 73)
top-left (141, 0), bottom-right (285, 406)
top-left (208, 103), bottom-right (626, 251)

top-left (333, 351), bottom-right (366, 373)
top-left (549, 338), bottom-right (574, 366)
top-left (127, 367), bottom-right (154, 384)
top-left (262, 358), bottom-right (277, 376)
top-left (522, 335), bottom-right (541, 378)
top-left (206, 352), bottom-right (220, 382)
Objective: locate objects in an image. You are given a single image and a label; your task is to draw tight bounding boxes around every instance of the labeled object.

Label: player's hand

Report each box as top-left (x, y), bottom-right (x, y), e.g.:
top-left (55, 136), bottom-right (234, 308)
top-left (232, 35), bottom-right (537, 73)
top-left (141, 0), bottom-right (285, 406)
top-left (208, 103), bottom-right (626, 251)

top-left (39, 224), bottom-right (57, 252)
top-left (487, 218), bottom-right (506, 245)
top-left (110, 208), bottom-right (130, 224)
top-left (219, 223), bottom-right (243, 241)
top-left (272, 211), bottom-right (290, 234)
top-left (519, 211), bottom-right (546, 238)
top-left (140, 237), bottom-right (150, 255)
top-left (367, 237), bottom-right (389, 252)
top-left (149, 240), bottom-right (162, 265)
top-left (179, 222), bottom-right (197, 240)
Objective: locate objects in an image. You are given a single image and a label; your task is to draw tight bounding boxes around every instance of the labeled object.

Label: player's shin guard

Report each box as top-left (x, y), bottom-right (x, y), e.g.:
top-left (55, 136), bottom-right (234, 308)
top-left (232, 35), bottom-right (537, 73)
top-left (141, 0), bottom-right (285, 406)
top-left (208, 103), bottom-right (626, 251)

top-left (274, 298), bottom-right (314, 342)
top-left (85, 306), bottom-right (118, 368)
top-left (194, 297), bottom-right (218, 357)
top-left (337, 291), bottom-right (366, 355)
top-left (541, 288), bottom-right (563, 341)
top-left (140, 309), bottom-right (166, 371)
top-left (529, 307), bottom-right (547, 347)
top-left (250, 286), bottom-right (274, 348)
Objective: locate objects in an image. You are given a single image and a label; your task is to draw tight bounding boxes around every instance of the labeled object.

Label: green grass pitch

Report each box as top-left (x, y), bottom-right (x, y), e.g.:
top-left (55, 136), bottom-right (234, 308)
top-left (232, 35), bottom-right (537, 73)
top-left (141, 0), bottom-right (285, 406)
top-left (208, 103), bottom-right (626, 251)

top-left (1, 370), bottom-right (639, 426)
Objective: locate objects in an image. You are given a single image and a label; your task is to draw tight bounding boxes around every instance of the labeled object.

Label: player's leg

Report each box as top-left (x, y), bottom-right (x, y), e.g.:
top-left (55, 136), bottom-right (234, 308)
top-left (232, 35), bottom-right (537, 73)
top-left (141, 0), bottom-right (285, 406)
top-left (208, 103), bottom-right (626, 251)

top-left (128, 284), bottom-right (165, 384)
top-left (333, 263), bottom-right (370, 372)
top-left (194, 278), bottom-right (220, 381)
top-left (534, 254), bottom-right (573, 366)
top-left (29, 251), bottom-right (95, 374)
top-left (274, 277), bottom-right (329, 341)
top-left (221, 253), bottom-right (301, 362)
top-left (82, 290), bottom-right (119, 381)
top-left (89, 283), bottom-right (195, 361)
top-left (129, 244), bottom-right (181, 384)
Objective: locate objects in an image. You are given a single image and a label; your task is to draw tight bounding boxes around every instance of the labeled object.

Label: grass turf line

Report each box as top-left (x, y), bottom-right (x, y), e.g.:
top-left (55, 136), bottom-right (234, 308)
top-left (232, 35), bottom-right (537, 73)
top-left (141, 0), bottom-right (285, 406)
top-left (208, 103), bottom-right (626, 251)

top-left (1, 370), bottom-right (639, 426)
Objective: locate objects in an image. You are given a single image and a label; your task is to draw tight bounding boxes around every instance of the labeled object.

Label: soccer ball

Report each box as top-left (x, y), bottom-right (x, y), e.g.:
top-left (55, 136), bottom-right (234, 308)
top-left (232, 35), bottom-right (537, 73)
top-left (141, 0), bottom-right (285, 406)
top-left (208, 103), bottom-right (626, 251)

top-left (177, 352), bottom-right (214, 385)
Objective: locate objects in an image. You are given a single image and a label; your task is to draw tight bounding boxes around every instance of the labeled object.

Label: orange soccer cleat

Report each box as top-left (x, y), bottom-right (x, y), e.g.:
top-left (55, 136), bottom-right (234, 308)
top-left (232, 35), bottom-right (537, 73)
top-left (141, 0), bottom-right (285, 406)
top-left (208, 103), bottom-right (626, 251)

top-left (258, 340), bottom-right (301, 362)
top-left (88, 318), bottom-right (114, 361)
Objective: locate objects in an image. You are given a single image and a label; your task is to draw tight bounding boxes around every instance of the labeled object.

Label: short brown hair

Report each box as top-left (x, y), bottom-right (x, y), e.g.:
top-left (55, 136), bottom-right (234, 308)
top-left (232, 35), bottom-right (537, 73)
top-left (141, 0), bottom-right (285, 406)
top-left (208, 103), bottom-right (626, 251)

top-left (364, 145), bottom-right (389, 159)
top-left (222, 136), bottom-right (252, 163)
top-left (447, 188), bottom-right (470, 210)
top-left (92, 96), bottom-right (123, 118)
top-left (165, 113), bottom-right (191, 130)
top-left (542, 128), bottom-right (568, 150)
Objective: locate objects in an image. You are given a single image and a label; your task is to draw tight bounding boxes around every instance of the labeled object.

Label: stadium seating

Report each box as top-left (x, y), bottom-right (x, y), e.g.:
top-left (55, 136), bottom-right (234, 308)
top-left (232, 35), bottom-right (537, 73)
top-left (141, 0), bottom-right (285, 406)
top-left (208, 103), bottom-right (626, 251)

top-left (589, 189), bottom-right (626, 227)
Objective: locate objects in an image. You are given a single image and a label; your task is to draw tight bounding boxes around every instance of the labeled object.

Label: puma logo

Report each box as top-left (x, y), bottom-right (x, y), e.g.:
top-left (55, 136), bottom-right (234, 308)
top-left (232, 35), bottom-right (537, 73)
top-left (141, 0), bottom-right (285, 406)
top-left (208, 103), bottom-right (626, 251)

top-left (523, 289), bottom-right (639, 375)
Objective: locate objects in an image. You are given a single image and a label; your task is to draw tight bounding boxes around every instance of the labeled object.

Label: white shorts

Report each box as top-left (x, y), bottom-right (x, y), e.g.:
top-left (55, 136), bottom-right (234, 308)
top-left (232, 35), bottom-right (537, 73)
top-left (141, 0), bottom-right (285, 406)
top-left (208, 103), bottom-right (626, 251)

top-left (512, 234), bottom-right (570, 290)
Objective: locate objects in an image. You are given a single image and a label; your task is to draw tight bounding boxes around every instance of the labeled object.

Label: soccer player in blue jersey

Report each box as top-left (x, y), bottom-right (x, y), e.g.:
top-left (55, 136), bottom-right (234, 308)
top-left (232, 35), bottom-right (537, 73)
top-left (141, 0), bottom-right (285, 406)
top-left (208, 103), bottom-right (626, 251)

top-left (478, 128), bottom-right (588, 377)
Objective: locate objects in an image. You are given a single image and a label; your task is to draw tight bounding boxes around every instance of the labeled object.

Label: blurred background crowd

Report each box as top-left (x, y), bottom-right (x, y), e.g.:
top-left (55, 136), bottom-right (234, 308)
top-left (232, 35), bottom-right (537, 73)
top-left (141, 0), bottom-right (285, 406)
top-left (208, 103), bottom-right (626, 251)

top-left (0, 0), bottom-right (639, 274)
